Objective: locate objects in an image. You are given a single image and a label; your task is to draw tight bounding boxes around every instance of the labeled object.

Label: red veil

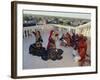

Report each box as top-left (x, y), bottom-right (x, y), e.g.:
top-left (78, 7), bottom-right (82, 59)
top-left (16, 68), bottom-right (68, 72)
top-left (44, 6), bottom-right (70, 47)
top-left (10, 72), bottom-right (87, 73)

top-left (47, 30), bottom-right (54, 49)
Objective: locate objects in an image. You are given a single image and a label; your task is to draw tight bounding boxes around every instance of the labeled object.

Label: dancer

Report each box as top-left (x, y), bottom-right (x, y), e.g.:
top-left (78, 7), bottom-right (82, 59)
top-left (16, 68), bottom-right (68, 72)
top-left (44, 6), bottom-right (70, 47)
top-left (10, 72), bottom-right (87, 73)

top-left (47, 30), bottom-right (63, 60)
top-left (72, 33), bottom-right (79, 48)
top-left (60, 33), bottom-right (68, 47)
top-left (78, 35), bottom-right (87, 66)
top-left (29, 30), bottom-right (48, 61)
top-left (66, 32), bottom-right (72, 46)
top-left (60, 32), bottom-right (72, 47)
top-left (47, 30), bottom-right (57, 49)
top-left (32, 30), bottom-right (43, 43)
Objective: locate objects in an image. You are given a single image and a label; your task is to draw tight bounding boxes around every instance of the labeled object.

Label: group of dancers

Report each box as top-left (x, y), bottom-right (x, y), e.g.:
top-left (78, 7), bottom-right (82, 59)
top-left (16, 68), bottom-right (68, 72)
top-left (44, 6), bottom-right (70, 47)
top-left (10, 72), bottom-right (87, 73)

top-left (60, 32), bottom-right (89, 66)
top-left (29, 29), bottom-right (89, 66)
top-left (29, 30), bottom-right (63, 61)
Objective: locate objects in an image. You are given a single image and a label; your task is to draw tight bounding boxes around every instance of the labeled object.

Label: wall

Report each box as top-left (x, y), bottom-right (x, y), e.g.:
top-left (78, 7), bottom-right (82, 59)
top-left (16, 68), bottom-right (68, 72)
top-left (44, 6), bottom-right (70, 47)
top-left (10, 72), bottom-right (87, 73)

top-left (0, 0), bottom-right (99, 80)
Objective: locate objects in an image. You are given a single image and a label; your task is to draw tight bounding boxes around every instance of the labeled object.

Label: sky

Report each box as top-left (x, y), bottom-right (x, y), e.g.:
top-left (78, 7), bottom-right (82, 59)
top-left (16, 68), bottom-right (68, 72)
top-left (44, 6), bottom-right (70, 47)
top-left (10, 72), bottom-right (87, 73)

top-left (23, 10), bottom-right (91, 19)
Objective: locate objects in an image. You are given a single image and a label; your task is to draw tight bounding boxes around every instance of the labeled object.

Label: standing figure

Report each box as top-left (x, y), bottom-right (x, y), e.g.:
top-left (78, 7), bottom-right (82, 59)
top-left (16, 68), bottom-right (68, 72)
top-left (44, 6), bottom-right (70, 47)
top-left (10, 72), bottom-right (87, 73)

top-left (72, 33), bottom-right (79, 49)
top-left (78, 35), bottom-right (87, 66)
top-left (23, 30), bottom-right (27, 38)
top-left (72, 33), bottom-right (76, 47)
top-left (29, 30), bottom-right (48, 61)
top-left (27, 30), bottom-right (30, 38)
top-left (65, 32), bottom-right (72, 46)
top-left (47, 30), bottom-right (63, 60)
top-left (47, 30), bottom-right (57, 49)
top-left (60, 33), bottom-right (68, 47)
top-left (60, 32), bottom-right (72, 47)
top-left (32, 30), bottom-right (43, 43)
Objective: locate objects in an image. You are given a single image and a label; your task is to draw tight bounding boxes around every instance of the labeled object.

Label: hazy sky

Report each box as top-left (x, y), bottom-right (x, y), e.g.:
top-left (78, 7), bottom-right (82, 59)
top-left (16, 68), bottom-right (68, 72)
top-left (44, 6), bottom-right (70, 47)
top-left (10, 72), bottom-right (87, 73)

top-left (23, 10), bottom-right (91, 19)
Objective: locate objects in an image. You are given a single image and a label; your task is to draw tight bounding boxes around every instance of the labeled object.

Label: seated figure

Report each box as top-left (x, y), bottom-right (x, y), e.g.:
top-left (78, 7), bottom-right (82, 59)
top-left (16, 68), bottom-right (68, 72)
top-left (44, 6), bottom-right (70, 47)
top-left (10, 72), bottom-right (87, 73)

top-left (29, 41), bottom-right (48, 61)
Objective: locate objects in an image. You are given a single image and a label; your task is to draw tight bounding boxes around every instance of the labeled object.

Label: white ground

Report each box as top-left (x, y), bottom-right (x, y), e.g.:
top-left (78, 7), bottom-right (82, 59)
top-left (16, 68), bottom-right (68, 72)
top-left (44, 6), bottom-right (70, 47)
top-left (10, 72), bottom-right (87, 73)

top-left (23, 25), bottom-right (90, 69)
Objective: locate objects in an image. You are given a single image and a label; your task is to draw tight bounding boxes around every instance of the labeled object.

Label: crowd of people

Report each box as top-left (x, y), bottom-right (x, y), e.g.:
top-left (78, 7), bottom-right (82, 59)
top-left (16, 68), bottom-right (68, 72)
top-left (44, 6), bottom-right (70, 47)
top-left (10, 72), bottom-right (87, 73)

top-left (60, 32), bottom-right (89, 66)
top-left (23, 29), bottom-right (33, 38)
top-left (28, 29), bottom-right (90, 66)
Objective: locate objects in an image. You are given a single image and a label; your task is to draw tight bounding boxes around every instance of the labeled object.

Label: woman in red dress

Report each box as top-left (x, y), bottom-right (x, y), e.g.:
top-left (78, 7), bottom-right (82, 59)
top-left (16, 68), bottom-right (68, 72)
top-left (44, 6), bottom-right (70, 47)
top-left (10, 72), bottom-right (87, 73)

top-left (78, 35), bottom-right (87, 66)
top-left (47, 30), bottom-right (63, 60)
top-left (47, 30), bottom-right (55, 49)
